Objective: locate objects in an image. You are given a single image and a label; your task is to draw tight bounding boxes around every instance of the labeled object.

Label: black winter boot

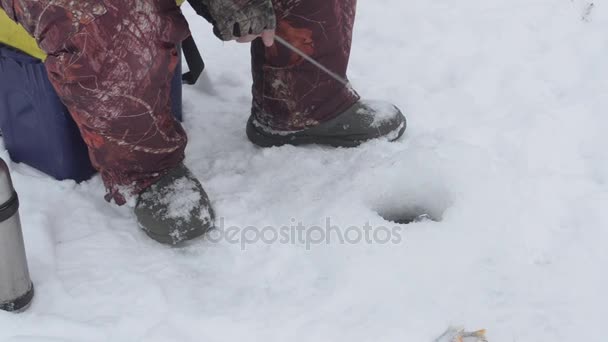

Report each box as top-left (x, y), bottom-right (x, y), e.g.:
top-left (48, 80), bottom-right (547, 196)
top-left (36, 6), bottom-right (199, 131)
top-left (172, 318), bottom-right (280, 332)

top-left (246, 100), bottom-right (407, 148)
top-left (135, 164), bottom-right (214, 245)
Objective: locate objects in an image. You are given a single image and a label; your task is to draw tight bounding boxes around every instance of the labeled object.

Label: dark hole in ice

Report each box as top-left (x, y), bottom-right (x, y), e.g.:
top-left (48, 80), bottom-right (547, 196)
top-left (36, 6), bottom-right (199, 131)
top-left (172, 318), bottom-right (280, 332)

top-left (371, 181), bottom-right (450, 225)
top-left (377, 207), bottom-right (442, 225)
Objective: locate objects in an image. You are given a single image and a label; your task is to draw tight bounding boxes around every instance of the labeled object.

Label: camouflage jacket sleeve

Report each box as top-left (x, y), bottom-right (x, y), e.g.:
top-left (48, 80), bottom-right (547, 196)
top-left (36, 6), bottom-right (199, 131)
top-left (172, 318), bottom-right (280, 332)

top-left (187, 0), bottom-right (275, 41)
top-left (0, 1), bottom-right (16, 20)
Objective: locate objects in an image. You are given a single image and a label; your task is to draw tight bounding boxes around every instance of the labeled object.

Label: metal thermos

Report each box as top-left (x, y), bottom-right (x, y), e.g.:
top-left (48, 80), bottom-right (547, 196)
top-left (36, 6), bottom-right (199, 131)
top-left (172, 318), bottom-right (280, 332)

top-left (0, 158), bottom-right (34, 312)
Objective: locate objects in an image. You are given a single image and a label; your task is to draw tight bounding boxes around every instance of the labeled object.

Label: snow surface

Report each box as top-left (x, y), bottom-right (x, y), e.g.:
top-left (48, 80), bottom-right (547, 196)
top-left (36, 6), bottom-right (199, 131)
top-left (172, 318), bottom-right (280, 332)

top-left (2, 0), bottom-right (608, 341)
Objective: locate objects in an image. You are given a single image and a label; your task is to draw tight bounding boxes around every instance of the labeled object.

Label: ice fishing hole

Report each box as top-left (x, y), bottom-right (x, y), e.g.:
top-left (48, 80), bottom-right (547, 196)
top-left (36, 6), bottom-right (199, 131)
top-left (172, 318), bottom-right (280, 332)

top-left (372, 189), bottom-right (450, 225)
top-left (376, 206), bottom-right (442, 224)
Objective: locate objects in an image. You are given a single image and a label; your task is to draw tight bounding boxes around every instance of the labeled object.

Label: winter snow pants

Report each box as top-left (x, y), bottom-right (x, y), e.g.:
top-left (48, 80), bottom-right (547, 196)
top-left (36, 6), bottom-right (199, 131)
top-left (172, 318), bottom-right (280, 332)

top-left (0, 0), bottom-right (359, 204)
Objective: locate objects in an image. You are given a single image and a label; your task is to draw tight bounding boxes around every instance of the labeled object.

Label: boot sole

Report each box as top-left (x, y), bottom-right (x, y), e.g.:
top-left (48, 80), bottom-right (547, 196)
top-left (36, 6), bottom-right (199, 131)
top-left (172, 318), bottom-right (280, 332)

top-left (247, 118), bottom-right (407, 148)
top-left (139, 223), bottom-right (212, 246)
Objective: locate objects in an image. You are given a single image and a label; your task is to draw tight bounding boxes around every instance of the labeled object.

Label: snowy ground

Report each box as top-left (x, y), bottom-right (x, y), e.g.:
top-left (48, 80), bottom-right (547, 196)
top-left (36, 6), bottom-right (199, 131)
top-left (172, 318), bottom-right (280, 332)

top-left (2, 0), bottom-right (608, 341)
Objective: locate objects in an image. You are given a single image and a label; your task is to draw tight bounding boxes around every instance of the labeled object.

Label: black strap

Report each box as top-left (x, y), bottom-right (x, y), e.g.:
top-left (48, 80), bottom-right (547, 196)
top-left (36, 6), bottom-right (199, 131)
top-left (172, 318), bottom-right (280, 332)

top-left (186, 0), bottom-right (215, 24)
top-left (181, 35), bottom-right (205, 85)
top-left (0, 192), bottom-right (19, 223)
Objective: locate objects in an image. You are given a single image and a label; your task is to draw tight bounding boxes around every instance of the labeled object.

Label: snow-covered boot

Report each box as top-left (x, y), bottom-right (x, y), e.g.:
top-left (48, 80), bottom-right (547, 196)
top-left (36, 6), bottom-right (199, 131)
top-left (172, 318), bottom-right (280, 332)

top-left (135, 164), bottom-right (214, 245)
top-left (246, 100), bottom-right (407, 148)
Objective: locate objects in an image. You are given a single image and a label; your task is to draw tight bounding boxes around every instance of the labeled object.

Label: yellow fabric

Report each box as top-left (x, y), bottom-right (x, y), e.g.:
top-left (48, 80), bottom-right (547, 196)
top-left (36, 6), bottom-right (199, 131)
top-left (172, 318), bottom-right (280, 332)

top-left (0, 0), bottom-right (185, 61)
top-left (0, 9), bottom-right (46, 60)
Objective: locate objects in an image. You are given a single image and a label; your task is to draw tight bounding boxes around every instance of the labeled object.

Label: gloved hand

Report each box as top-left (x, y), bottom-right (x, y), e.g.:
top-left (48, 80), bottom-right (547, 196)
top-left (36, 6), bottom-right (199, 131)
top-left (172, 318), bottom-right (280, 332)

top-left (201, 0), bottom-right (276, 45)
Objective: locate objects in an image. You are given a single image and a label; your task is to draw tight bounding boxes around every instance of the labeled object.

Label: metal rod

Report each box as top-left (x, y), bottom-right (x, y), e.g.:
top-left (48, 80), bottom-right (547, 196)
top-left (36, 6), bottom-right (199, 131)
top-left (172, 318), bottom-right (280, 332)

top-left (274, 35), bottom-right (351, 88)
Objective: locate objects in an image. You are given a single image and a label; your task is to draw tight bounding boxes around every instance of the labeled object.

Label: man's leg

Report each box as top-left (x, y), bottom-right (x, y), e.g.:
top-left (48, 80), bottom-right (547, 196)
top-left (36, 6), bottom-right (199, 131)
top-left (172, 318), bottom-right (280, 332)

top-left (9, 0), bottom-right (189, 205)
top-left (248, 0), bottom-right (406, 147)
top-left (251, 0), bottom-right (360, 131)
top-left (7, 0), bottom-right (213, 244)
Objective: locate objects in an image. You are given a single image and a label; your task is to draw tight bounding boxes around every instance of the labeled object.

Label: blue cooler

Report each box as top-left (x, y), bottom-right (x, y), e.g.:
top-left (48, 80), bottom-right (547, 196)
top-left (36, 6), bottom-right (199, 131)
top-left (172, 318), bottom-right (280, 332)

top-left (0, 44), bottom-right (183, 182)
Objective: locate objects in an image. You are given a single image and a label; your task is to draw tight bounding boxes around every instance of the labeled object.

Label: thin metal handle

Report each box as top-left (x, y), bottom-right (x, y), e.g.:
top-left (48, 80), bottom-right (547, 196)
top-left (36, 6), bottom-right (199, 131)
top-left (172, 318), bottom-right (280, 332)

top-left (274, 35), bottom-right (352, 88)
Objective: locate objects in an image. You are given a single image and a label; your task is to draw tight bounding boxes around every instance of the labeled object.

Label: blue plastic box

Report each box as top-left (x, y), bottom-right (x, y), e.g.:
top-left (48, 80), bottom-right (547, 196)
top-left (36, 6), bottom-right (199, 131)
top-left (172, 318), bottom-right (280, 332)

top-left (0, 44), bottom-right (182, 182)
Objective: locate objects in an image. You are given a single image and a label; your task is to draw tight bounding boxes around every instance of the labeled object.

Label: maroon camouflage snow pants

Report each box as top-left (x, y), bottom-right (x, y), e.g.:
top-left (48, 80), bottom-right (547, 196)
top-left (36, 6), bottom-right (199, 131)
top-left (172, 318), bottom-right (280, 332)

top-left (1, 0), bottom-right (190, 204)
top-left (0, 0), bottom-right (358, 204)
top-left (252, 0), bottom-right (360, 131)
